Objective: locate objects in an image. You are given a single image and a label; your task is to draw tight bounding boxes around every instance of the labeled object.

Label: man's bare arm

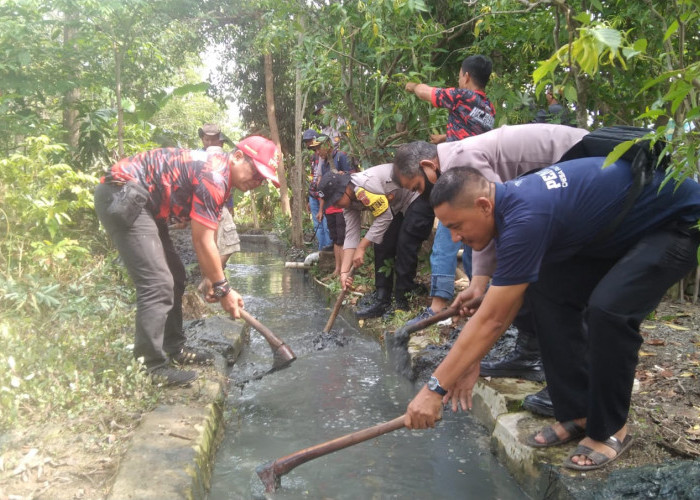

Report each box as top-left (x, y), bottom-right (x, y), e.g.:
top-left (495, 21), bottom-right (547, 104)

top-left (191, 219), bottom-right (243, 318)
top-left (435, 284), bottom-right (527, 387)
top-left (405, 82), bottom-right (434, 102)
top-left (405, 283), bottom-right (528, 429)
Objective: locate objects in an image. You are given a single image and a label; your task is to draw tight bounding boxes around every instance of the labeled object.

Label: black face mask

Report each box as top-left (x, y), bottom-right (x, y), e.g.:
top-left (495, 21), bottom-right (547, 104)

top-left (419, 167), bottom-right (440, 202)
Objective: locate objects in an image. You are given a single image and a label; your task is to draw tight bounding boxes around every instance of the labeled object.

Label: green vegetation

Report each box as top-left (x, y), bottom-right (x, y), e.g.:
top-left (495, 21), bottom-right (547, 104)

top-left (0, 137), bottom-right (159, 431)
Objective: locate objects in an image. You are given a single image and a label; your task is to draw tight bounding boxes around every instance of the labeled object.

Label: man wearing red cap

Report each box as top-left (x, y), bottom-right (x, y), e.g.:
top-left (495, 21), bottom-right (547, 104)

top-left (94, 136), bottom-right (280, 386)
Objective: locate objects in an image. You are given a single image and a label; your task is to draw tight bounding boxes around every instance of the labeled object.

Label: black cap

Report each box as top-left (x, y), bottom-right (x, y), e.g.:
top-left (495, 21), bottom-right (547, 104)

top-left (318, 172), bottom-right (352, 206)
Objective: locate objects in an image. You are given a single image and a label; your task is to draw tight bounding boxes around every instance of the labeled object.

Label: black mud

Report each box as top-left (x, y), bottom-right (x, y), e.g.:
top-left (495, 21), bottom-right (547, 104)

top-left (566, 459), bottom-right (700, 499)
top-left (184, 317), bottom-right (244, 365)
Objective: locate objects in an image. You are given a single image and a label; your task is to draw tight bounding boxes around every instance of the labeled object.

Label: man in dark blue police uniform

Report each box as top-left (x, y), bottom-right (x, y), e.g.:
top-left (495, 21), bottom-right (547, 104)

top-left (403, 158), bottom-right (700, 471)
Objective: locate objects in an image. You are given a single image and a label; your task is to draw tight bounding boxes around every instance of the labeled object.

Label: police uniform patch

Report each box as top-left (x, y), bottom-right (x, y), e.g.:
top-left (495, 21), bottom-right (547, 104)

top-left (355, 187), bottom-right (389, 217)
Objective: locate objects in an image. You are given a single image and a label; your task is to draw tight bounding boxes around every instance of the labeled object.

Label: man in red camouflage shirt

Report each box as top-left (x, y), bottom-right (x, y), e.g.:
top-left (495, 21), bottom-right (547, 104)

top-left (94, 136), bottom-right (280, 386)
top-left (405, 54), bottom-right (495, 144)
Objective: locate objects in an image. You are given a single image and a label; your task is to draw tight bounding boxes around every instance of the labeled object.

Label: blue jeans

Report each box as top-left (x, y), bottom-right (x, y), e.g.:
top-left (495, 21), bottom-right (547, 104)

top-left (429, 221), bottom-right (472, 300)
top-left (309, 196), bottom-right (331, 250)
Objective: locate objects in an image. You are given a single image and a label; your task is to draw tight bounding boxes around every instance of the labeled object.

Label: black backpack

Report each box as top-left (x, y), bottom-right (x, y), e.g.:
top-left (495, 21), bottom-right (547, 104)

top-left (558, 125), bottom-right (668, 178)
top-left (558, 125), bottom-right (669, 241)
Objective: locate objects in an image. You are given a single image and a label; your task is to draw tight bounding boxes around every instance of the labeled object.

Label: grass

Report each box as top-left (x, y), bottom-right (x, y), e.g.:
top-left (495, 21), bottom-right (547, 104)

top-left (0, 252), bottom-right (161, 433)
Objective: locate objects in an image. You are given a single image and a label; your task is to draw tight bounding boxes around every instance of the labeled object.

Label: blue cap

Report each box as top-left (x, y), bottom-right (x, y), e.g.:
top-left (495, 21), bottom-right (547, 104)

top-left (302, 129), bottom-right (318, 141)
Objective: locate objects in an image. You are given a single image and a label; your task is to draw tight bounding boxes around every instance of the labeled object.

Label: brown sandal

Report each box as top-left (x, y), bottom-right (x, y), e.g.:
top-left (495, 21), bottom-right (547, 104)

top-left (526, 420), bottom-right (585, 448)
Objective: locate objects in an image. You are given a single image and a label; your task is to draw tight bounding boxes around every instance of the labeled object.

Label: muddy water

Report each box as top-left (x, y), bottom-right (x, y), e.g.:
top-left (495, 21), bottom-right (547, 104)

top-left (207, 252), bottom-right (527, 500)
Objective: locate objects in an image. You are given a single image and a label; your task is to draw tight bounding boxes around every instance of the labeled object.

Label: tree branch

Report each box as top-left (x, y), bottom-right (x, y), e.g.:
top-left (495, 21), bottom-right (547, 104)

top-left (315, 41), bottom-right (370, 70)
top-left (378, 52), bottom-right (403, 99)
top-left (421, 0), bottom-right (552, 45)
top-left (377, 130), bottom-right (409, 148)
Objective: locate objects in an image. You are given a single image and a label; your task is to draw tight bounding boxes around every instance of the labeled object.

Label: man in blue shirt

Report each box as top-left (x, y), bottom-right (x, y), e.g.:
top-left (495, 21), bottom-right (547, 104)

top-left (404, 158), bottom-right (700, 471)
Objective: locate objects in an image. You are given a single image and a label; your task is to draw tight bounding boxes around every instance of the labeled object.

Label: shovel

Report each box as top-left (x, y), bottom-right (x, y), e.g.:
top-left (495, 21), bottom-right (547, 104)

top-left (239, 309), bottom-right (296, 371)
top-left (322, 266), bottom-right (355, 333)
top-left (387, 305), bottom-right (460, 380)
top-left (256, 414), bottom-right (406, 493)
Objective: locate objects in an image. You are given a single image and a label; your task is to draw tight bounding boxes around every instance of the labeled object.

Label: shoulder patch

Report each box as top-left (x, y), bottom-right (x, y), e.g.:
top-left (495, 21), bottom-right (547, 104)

top-left (355, 187), bottom-right (389, 217)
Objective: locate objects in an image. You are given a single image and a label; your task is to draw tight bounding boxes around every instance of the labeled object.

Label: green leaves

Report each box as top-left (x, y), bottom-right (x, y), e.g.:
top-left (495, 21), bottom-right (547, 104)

top-left (602, 140), bottom-right (635, 168)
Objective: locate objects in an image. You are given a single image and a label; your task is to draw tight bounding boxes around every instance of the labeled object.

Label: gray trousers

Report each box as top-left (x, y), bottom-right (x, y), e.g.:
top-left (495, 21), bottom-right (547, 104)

top-left (94, 182), bottom-right (186, 369)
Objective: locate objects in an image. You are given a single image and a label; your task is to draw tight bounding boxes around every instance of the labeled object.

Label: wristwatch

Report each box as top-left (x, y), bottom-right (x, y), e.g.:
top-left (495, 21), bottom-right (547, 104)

top-left (427, 375), bottom-right (447, 396)
top-left (212, 281), bottom-right (231, 299)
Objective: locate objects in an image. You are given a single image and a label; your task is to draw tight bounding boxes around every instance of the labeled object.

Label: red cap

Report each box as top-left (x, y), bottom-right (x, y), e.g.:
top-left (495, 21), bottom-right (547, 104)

top-left (236, 136), bottom-right (281, 188)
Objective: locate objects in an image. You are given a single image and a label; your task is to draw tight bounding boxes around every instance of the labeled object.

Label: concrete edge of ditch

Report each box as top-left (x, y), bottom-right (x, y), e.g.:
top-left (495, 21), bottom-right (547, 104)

top-left (107, 318), bottom-right (247, 500)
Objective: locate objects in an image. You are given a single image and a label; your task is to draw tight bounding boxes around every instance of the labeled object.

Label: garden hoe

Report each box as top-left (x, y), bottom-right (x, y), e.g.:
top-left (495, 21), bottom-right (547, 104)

top-left (386, 305), bottom-right (459, 380)
top-left (256, 413), bottom-right (406, 493)
top-left (239, 309), bottom-right (296, 372)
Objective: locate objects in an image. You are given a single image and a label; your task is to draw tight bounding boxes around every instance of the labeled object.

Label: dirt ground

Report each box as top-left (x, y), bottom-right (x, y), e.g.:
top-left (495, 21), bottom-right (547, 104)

top-left (1, 275), bottom-right (698, 499)
top-left (628, 299), bottom-right (700, 461)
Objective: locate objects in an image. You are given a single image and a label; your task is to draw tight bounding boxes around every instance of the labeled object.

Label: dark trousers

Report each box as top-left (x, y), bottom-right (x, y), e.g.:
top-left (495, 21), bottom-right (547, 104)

top-left (94, 183), bottom-right (186, 369)
top-left (527, 224), bottom-right (700, 441)
top-left (374, 196), bottom-right (435, 298)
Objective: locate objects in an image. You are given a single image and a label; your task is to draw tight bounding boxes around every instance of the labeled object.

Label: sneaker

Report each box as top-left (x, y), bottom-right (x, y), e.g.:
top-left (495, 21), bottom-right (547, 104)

top-left (172, 347), bottom-right (215, 365)
top-left (404, 307), bottom-right (436, 328)
top-left (150, 366), bottom-right (197, 387)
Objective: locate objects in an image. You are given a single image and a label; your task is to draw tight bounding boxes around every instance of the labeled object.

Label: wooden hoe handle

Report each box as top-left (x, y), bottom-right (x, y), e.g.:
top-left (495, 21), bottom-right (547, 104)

top-left (256, 414), bottom-right (406, 492)
top-left (323, 266), bottom-right (355, 333)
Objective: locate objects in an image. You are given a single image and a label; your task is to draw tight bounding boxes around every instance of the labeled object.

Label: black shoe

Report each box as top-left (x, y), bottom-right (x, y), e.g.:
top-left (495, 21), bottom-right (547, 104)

top-left (355, 298), bottom-right (392, 319)
top-left (355, 289), bottom-right (391, 319)
top-left (321, 245), bottom-right (334, 252)
top-left (150, 366), bottom-right (197, 387)
top-left (356, 291), bottom-right (378, 309)
top-left (172, 347), bottom-right (214, 365)
top-left (522, 386), bottom-right (554, 417)
top-left (480, 356), bottom-right (545, 381)
top-left (480, 329), bottom-right (545, 382)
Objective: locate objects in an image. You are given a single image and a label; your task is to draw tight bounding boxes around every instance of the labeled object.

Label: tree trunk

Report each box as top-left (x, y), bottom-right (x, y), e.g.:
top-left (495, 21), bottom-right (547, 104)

top-left (290, 33), bottom-right (305, 248)
top-left (62, 16), bottom-right (80, 150)
top-left (264, 52), bottom-right (291, 216)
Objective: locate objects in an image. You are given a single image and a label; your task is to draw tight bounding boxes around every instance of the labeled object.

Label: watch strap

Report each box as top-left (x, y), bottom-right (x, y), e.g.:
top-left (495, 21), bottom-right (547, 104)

top-left (428, 376), bottom-right (447, 396)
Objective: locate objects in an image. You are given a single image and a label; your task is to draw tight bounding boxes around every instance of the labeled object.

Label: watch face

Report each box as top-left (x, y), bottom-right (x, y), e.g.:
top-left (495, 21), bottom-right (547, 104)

top-left (428, 376), bottom-right (438, 390)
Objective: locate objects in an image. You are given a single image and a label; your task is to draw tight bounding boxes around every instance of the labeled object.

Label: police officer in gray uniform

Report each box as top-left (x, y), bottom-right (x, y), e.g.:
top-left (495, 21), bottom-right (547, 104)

top-left (318, 165), bottom-right (434, 318)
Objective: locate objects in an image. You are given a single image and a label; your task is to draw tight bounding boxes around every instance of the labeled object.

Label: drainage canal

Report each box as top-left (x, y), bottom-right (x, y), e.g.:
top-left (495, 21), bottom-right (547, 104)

top-left (207, 251), bottom-right (527, 499)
